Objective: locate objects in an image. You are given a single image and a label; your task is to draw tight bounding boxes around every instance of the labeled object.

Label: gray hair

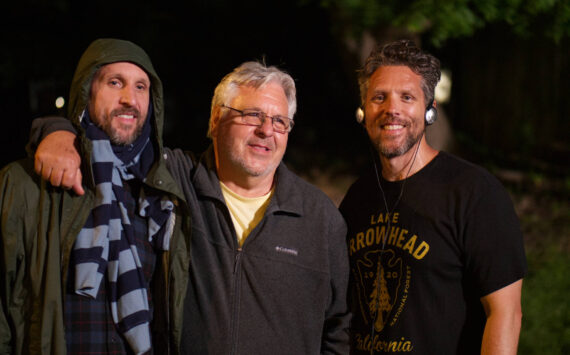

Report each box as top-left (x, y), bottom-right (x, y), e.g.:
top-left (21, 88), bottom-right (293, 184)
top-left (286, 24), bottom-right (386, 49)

top-left (358, 39), bottom-right (441, 107)
top-left (208, 61), bottom-right (297, 138)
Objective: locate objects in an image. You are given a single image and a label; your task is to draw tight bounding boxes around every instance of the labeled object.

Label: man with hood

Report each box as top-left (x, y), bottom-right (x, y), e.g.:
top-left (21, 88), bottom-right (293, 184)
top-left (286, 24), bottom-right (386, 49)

top-left (0, 39), bottom-right (190, 354)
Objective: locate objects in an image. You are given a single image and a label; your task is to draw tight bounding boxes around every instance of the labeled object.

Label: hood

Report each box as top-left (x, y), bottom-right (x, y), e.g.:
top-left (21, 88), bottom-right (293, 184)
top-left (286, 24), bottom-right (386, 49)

top-left (68, 38), bottom-right (165, 149)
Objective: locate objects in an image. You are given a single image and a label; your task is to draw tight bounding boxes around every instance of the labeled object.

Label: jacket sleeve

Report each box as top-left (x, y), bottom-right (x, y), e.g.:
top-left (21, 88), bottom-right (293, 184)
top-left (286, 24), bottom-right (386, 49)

top-left (322, 214), bottom-right (351, 354)
top-left (0, 162), bottom-right (29, 354)
top-left (26, 116), bottom-right (76, 157)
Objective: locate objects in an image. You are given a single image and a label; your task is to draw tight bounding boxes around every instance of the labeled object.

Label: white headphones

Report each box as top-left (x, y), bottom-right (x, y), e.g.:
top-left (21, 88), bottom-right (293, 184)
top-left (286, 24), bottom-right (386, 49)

top-left (355, 102), bottom-right (437, 126)
top-left (424, 101), bottom-right (437, 125)
top-left (355, 107), bottom-right (365, 124)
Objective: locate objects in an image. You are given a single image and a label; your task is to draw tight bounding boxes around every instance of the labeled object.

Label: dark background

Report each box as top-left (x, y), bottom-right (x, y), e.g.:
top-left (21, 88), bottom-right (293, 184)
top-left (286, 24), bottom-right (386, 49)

top-left (1, 1), bottom-right (360, 171)
top-left (1, 0), bottom-right (568, 185)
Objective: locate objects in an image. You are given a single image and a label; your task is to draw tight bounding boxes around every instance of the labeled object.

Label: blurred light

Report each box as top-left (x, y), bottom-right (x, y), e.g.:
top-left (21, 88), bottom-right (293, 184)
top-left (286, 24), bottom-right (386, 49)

top-left (435, 70), bottom-right (452, 104)
top-left (55, 96), bottom-right (65, 109)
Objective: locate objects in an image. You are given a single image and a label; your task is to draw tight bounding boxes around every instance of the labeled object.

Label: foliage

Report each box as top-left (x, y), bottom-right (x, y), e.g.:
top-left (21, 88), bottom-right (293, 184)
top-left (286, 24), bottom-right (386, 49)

top-left (519, 248), bottom-right (570, 354)
top-left (512, 190), bottom-right (570, 354)
top-left (312, 0), bottom-right (570, 46)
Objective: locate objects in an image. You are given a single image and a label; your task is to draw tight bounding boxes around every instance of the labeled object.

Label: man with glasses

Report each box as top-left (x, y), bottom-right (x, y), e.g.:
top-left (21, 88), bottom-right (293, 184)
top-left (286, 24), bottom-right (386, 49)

top-left (29, 61), bottom-right (351, 354)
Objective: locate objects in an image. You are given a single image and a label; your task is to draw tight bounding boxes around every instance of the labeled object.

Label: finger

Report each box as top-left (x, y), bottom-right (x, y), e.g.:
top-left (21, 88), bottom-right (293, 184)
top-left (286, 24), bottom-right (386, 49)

top-left (34, 156), bottom-right (43, 175)
top-left (35, 157), bottom-right (55, 183)
top-left (40, 165), bottom-right (53, 183)
top-left (72, 168), bottom-right (85, 196)
top-left (60, 168), bottom-right (78, 190)
top-left (49, 168), bottom-right (64, 187)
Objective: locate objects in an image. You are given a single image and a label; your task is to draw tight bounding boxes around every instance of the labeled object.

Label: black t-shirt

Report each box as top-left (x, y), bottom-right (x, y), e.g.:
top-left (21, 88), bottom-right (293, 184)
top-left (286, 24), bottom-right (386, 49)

top-left (339, 152), bottom-right (527, 354)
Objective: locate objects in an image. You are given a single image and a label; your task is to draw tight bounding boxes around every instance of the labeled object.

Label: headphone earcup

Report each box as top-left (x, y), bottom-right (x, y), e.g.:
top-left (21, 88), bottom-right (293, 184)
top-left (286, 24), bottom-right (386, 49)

top-left (425, 106), bottom-right (437, 125)
top-left (356, 107), bottom-right (365, 124)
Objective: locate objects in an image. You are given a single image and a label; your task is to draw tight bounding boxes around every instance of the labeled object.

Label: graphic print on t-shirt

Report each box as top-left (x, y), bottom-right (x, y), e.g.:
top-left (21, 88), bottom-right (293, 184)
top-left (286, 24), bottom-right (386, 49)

top-left (349, 211), bottom-right (430, 352)
top-left (355, 249), bottom-right (402, 332)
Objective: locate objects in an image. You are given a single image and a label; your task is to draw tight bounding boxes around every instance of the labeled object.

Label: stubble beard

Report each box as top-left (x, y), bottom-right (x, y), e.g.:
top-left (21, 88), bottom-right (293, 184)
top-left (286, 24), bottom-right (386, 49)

top-left (376, 129), bottom-right (423, 159)
top-left (227, 140), bottom-right (282, 178)
top-left (229, 149), bottom-right (277, 178)
top-left (106, 121), bottom-right (144, 146)
top-left (99, 108), bottom-right (145, 146)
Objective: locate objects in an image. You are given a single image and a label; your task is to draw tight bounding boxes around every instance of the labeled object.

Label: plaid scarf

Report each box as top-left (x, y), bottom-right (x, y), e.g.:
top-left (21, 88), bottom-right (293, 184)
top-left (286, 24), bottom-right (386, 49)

top-left (72, 110), bottom-right (174, 354)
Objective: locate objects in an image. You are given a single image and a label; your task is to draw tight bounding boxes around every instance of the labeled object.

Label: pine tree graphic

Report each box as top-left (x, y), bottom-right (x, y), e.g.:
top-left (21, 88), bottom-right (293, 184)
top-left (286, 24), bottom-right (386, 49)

top-left (369, 261), bottom-right (392, 332)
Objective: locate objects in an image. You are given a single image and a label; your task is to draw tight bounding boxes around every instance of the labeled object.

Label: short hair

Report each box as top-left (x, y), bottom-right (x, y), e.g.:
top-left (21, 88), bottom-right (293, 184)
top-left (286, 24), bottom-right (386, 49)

top-left (208, 61), bottom-right (297, 138)
top-left (358, 39), bottom-right (441, 107)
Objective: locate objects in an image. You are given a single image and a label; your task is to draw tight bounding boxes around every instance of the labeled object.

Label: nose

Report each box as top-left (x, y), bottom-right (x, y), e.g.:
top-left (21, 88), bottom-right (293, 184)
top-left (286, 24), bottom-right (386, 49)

top-left (119, 86), bottom-right (136, 107)
top-left (384, 96), bottom-right (400, 116)
top-left (255, 116), bottom-right (275, 137)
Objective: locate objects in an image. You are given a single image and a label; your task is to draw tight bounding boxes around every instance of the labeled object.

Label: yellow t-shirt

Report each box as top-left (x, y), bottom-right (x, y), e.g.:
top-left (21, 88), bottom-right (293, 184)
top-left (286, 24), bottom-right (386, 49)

top-left (220, 182), bottom-right (274, 246)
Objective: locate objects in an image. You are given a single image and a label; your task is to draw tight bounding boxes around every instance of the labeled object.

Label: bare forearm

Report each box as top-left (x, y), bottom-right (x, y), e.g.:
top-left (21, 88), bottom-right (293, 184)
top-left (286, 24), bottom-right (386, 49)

top-left (481, 310), bottom-right (522, 354)
top-left (480, 280), bottom-right (524, 355)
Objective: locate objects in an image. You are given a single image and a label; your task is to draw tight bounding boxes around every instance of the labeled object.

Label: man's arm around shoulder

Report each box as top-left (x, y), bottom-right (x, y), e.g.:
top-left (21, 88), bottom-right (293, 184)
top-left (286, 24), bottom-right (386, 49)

top-left (27, 116), bottom-right (84, 195)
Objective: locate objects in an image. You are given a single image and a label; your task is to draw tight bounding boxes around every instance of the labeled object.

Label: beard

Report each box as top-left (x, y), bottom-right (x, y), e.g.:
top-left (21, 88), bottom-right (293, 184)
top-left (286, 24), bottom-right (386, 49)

top-left (375, 128), bottom-right (423, 159)
top-left (229, 146), bottom-right (281, 178)
top-left (220, 136), bottom-right (283, 179)
top-left (106, 121), bottom-right (145, 145)
top-left (99, 108), bottom-right (145, 146)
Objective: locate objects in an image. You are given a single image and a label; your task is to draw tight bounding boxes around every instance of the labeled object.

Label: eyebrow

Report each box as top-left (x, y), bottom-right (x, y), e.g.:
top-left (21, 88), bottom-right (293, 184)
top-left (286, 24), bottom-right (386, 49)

top-left (102, 72), bottom-right (150, 85)
top-left (370, 87), bottom-right (419, 96)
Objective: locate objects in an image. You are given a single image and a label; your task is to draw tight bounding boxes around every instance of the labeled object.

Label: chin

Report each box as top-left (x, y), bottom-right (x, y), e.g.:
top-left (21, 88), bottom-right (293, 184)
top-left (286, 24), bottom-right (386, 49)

top-left (110, 132), bottom-right (137, 145)
top-left (244, 162), bottom-right (277, 178)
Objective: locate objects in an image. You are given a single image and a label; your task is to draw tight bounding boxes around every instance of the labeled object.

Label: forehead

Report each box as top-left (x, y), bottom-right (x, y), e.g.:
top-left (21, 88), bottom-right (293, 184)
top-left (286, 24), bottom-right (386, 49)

top-left (93, 62), bottom-right (150, 82)
top-left (368, 65), bottom-right (423, 93)
top-left (230, 82), bottom-right (288, 112)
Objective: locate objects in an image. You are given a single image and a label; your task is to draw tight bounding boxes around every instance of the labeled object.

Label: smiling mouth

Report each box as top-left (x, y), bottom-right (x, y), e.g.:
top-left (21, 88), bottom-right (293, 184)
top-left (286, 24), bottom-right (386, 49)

top-left (382, 124), bottom-right (404, 130)
top-left (250, 144), bottom-right (270, 152)
top-left (117, 114), bottom-right (135, 119)
top-left (248, 140), bottom-right (274, 152)
top-left (112, 107), bottom-right (141, 121)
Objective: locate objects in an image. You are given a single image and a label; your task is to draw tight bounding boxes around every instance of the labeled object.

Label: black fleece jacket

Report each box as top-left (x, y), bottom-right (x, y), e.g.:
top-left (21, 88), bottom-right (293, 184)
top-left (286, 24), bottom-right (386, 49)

top-left (165, 146), bottom-right (350, 355)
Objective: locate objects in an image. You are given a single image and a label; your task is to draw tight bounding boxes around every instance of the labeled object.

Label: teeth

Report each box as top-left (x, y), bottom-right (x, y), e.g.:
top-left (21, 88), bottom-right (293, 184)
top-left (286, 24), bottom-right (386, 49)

top-left (383, 124), bottom-right (403, 130)
top-left (117, 114), bottom-right (134, 119)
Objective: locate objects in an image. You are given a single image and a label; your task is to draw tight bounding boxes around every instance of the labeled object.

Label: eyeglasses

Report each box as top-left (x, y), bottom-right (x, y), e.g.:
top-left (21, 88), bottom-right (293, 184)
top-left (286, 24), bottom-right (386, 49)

top-left (221, 104), bottom-right (294, 133)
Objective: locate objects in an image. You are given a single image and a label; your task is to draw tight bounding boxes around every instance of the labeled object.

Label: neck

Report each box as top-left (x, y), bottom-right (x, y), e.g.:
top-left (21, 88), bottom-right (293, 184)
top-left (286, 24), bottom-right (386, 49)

top-left (379, 136), bottom-right (438, 181)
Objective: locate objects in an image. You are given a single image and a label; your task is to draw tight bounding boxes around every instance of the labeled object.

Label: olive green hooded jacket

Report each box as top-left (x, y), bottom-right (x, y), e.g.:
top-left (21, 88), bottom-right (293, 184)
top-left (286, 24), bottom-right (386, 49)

top-left (0, 38), bottom-right (191, 355)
